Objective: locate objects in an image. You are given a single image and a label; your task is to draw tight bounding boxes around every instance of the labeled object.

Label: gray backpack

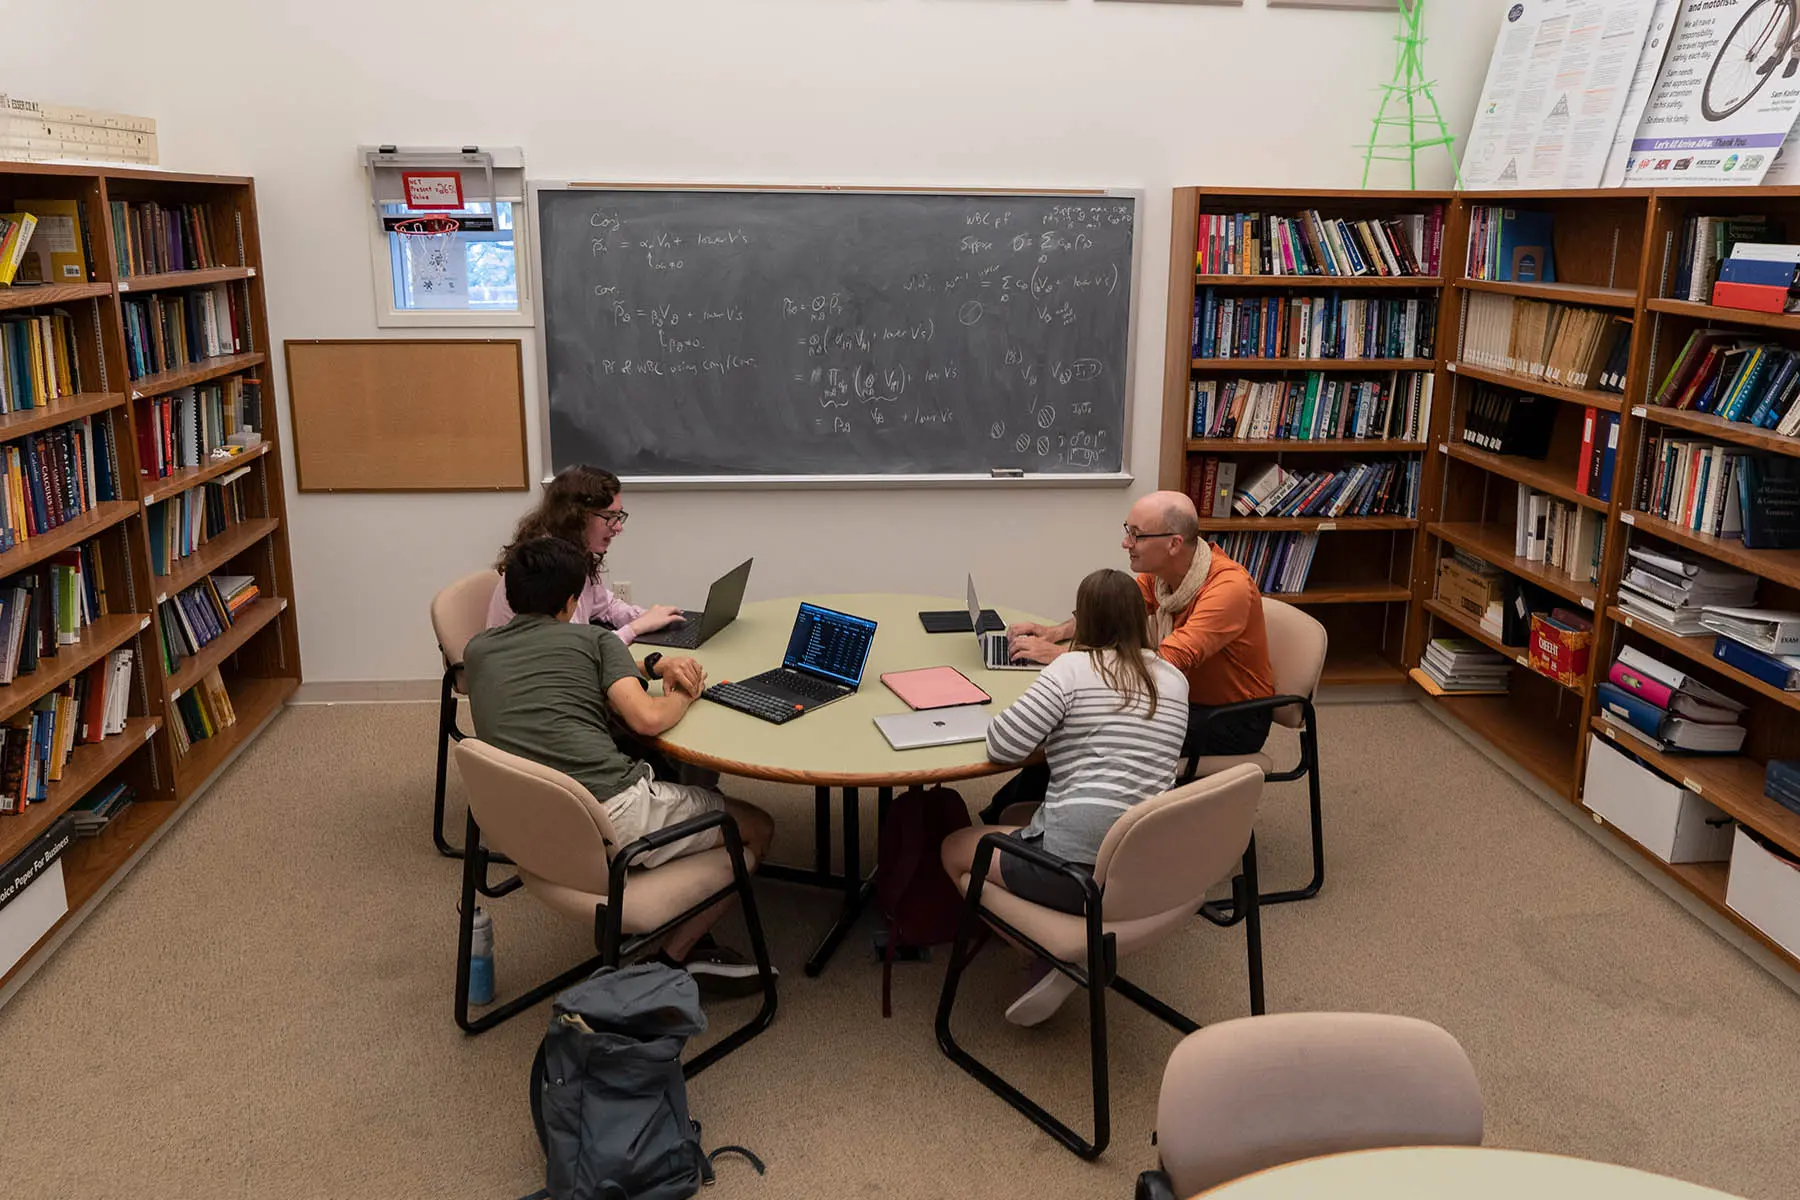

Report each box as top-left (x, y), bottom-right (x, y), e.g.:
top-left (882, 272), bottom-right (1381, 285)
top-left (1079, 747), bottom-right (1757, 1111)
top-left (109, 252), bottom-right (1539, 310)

top-left (529, 964), bottom-right (758, 1200)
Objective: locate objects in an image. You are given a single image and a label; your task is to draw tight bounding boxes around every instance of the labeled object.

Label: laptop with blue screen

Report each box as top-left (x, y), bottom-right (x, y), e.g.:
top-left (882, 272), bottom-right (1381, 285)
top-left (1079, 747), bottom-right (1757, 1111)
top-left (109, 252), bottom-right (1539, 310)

top-left (703, 603), bottom-right (878, 725)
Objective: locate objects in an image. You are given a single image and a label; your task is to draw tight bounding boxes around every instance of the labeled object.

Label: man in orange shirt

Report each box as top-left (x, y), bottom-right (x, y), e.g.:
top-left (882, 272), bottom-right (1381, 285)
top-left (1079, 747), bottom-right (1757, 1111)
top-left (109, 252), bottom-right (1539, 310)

top-left (985, 491), bottom-right (1276, 821)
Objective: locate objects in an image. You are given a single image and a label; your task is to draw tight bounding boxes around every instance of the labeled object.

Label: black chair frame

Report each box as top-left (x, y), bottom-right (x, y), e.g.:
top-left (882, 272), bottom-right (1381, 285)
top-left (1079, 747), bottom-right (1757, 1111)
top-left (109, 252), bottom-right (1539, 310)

top-left (1178, 695), bottom-right (1321, 926)
top-left (935, 830), bottom-right (1263, 1160)
top-left (453, 808), bottom-right (778, 1079)
top-left (433, 660), bottom-right (519, 898)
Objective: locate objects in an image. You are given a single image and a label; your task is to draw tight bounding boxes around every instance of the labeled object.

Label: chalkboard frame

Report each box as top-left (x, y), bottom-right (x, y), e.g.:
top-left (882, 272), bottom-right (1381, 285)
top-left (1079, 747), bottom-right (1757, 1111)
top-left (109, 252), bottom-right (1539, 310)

top-left (525, 181), bottom-right (1142, 489)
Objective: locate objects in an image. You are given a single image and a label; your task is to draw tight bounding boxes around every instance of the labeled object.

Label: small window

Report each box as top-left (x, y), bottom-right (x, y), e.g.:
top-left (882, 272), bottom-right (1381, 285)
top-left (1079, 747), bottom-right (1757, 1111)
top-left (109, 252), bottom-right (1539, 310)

top-left (382, 201), bottom-right (518, 312)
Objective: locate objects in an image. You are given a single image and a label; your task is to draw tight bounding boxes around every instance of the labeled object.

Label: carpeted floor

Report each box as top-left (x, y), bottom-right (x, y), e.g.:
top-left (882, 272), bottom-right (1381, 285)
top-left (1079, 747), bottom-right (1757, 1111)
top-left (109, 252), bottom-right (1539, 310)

top-left (0, 700), bottom-right (1796, 1199)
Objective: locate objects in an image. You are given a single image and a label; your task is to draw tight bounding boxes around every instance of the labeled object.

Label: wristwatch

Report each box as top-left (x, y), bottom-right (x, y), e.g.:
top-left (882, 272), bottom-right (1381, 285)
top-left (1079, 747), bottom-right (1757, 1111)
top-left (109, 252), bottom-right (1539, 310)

top-left (642, 652), bottom-right (664, 680)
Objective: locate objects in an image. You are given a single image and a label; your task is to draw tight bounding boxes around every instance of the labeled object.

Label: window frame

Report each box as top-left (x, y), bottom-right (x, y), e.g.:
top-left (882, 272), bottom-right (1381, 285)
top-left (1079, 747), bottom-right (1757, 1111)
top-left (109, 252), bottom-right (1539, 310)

top-left (364, 154), bottom-right (533, 329)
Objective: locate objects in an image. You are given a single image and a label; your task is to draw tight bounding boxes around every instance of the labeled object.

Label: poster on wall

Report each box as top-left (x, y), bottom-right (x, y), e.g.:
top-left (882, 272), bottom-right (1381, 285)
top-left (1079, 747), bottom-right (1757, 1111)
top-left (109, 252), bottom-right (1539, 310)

top-left (1599, 0), bottom-right (1682, 186)
top-left (1622, 0), bottom-right (1800, 186)
top-left (1461, 0), bottom-right (1662, 190)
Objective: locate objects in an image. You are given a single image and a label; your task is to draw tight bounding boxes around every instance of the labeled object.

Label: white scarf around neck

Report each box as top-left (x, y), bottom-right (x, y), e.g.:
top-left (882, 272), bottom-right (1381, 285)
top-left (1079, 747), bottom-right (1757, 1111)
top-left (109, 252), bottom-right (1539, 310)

top-left (1149, 540), bottom-right (1213, 643)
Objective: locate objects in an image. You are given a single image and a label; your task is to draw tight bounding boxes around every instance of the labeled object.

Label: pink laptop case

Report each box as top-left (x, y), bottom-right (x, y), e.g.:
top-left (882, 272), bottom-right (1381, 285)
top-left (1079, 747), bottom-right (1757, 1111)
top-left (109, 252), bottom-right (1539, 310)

top-left (880, 666), bottom-right (992, 711)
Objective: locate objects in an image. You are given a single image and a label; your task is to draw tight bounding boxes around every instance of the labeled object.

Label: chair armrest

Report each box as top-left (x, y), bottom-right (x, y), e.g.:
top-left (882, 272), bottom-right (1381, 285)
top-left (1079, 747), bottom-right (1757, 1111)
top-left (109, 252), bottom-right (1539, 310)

top-left (1134, 1169), bottom-right (1177, 1200)
top-left (1190, 694), bottom-right (1310, 725)
top-left (611, 808), bottom-right (743, 874)
top-left (967, 830), bottom-right (1102, 913)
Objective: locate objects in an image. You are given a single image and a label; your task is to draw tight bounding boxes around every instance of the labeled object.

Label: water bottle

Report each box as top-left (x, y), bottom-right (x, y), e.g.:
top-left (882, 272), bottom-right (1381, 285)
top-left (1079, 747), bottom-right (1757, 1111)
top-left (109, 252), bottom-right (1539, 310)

top-left (468, 907), bottom-right (495, 1006)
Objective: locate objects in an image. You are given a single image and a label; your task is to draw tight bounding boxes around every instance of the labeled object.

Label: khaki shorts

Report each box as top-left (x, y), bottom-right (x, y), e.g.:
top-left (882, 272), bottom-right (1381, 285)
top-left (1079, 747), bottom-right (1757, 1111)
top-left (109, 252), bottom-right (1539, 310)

top-left (601, 774), bottom-right (726, 869)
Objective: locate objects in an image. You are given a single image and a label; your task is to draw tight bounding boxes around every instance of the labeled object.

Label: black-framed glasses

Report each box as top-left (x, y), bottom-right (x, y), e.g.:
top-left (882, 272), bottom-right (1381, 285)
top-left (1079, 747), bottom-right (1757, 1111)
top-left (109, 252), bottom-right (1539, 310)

top-left (597, 509), bottom-right (629, 528)
top-left (1123, 525), bottom-right (1179, 545)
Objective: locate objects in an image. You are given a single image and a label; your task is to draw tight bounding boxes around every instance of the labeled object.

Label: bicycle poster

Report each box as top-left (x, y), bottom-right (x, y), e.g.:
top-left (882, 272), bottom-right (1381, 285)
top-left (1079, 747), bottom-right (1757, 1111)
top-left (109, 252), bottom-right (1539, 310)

top-left (1623, 0), bottom-right (1800, 186)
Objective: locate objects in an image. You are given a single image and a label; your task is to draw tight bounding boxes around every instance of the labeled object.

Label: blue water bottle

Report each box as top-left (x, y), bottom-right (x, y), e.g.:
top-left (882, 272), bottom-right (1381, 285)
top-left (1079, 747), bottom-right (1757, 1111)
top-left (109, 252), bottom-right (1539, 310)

top-left (468, 907), bottom-right (495, 1006)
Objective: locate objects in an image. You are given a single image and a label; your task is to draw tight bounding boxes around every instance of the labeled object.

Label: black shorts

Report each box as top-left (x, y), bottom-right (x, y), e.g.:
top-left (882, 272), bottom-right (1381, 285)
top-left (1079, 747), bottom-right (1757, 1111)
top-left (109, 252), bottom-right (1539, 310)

top-left (997, 831), bottom-right (1094, 916)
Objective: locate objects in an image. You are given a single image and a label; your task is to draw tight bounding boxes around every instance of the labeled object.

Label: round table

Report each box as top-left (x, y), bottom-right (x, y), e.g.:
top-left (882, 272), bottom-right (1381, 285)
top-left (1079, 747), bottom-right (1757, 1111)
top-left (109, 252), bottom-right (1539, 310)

top-left (1193, 1147), bottom-right (1745, 1199)
top-left (631, 592), bottom-right (1054, 973)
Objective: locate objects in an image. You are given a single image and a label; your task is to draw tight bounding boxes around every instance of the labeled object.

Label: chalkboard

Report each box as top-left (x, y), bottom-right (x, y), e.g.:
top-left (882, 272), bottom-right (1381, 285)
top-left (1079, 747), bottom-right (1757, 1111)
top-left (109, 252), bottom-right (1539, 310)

top-left (532, 187), bottom-right (1137, 480)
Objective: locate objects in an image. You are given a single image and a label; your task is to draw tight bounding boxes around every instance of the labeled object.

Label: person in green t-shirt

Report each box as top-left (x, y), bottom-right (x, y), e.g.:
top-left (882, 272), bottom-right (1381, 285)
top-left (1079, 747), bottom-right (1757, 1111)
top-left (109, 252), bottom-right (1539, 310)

top-left (463, 537), bottom-right (776, 997)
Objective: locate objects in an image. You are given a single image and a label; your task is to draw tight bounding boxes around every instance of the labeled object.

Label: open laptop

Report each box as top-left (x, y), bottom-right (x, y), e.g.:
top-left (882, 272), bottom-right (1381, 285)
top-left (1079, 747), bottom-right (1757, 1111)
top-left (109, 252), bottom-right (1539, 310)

top-left (632, 558), bottom-right (754, 649)
top-left (969, 576), bottom-right (1042, 671)
top-left (703, 602), bottom-right (878, 725)
top-left (875, 705), bottom-right (990, 750)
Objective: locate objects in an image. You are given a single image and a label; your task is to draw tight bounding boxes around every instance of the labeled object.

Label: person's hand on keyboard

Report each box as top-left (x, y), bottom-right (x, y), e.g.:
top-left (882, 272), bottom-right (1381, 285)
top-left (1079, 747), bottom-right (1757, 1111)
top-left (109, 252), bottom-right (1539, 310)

top-left (627, 605), bottom-right (688, 636)
top-left (1007, 632), bottom-right (1064, 664)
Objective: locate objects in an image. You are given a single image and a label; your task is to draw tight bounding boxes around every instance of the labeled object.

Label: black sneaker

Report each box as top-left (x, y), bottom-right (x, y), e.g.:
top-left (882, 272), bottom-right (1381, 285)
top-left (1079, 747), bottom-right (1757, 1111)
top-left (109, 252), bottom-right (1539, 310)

top-left (663, 944), bottom-right (775, 1000)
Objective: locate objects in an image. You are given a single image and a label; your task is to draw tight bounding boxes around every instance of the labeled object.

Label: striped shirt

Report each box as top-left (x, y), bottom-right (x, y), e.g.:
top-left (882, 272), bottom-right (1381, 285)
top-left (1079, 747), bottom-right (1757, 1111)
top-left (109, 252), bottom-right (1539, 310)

top-left (986, 650), bottom-right (1190, 864)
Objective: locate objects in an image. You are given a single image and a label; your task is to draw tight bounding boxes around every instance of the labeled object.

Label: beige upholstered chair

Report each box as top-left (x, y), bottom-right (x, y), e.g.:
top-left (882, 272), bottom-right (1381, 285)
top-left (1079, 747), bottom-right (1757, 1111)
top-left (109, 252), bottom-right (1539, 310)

top-left (1137, 1012), bottom-right (1484, 1199)
top-left (936, 762), bottom-right (1266, 1160)
top-left (451, 740), bottom-right (776, 1075)
top-left (1181, 597), bottom-right (1329, 922)
top-left (430, 570), bottom-right (499, 857)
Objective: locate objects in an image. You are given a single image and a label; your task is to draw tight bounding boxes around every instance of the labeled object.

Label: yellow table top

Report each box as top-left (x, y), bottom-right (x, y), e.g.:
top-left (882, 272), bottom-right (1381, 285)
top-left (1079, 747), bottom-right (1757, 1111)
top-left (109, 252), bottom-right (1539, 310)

top-left (632, 593), bottom-right (1051, 786)
top-left (1193, 1147), bottom-right (1743, 1200)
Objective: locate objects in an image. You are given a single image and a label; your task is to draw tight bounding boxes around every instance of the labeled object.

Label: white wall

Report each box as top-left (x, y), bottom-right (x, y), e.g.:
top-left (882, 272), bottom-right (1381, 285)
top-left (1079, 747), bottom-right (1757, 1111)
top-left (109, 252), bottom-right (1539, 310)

top-left (20, 0), bottom-right (1509, 683)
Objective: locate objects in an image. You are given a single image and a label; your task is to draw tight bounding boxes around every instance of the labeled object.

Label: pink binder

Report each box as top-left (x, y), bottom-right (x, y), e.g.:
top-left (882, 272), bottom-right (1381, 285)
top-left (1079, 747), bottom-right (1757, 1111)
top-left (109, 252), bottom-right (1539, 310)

top-left (880, 666), bottom-right (992, 711)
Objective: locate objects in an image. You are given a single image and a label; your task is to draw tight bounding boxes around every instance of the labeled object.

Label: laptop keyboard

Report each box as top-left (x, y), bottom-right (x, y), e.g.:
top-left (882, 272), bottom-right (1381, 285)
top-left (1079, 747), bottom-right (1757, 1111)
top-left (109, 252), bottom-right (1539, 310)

top-left (704, 681), bottom-right (805, 724)
top-left (983, 632), bottom-right (1025, 669)
top-left (771, 669), bottom-right (844, 704)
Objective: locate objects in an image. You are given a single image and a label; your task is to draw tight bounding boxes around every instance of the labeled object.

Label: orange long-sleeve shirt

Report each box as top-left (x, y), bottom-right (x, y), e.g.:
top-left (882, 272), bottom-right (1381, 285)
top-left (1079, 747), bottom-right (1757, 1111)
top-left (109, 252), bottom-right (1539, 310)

top-left (1136, 548), bottom-right (1275, 707)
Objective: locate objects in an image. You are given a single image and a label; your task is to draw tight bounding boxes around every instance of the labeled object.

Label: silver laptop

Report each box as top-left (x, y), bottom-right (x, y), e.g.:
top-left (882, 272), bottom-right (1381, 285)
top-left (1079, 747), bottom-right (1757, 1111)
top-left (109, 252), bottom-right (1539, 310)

top-left (968, 575), bottom-right (1041, 672)
top-left (632, 558), bottom-right (753, 649)
top-left (875, 705), bottom-right (991, 750)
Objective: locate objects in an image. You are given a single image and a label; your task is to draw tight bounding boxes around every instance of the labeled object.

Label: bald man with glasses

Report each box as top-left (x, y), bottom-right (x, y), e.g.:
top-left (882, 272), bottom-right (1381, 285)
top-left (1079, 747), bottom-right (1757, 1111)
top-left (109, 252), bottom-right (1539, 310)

top-left (984, 491), bottom-right (1275, 823)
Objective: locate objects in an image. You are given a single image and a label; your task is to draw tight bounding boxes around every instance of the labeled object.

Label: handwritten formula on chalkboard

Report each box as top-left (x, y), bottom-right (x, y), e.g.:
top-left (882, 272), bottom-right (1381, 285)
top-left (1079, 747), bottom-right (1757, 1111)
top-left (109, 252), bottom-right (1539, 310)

top-left (534, 188), bottom-right (1136, 479)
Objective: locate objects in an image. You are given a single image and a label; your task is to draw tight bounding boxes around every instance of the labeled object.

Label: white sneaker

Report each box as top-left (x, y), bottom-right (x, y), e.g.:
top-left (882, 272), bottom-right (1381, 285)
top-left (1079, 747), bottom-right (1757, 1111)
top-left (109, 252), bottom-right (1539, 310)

top-left (1004, 959), bottom-right (1079, 1026)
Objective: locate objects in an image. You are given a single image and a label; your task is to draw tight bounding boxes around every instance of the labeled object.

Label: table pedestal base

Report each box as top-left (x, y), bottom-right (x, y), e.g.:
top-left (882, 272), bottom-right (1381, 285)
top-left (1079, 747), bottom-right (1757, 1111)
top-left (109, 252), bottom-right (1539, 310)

top-left (758, 785), bottom-right (893, 976)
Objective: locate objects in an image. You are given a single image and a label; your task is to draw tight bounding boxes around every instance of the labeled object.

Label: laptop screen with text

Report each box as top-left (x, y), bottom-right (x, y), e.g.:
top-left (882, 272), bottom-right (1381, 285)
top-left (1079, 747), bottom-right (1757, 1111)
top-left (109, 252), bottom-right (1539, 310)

top-left (782, 603), bottom-right (877, 688)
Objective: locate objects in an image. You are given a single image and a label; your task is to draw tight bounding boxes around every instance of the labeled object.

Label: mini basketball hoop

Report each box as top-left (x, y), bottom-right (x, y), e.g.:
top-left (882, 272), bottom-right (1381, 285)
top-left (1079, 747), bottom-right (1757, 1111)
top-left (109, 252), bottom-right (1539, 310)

top-left (390, 215), bottom-right (462, 238)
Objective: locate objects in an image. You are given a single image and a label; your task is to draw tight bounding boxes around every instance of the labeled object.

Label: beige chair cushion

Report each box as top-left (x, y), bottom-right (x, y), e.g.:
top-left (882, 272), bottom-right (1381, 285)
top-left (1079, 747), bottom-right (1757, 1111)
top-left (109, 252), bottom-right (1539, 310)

top-left (521, 845), bottom-right (758, 935)
top-left (432, 570), bottom-right (501, 694)
top-left (1190, 751), bottom-right (1275, 778)
top-left (1157, 1012), bottom-right (1484, 1196)
top-left (1260, 598), bottom-right (1327, 730)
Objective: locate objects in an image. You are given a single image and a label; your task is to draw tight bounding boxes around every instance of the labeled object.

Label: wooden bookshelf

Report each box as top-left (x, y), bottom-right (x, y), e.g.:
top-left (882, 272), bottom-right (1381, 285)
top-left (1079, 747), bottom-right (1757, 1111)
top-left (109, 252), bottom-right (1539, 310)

top-left (1442, 443), bottom-right (1609, 512)
top-left (1191, 357), bottom-right (1434, 372)
top-left (1605, 604), bottom-right (1800, 715)
top-left (1187, 439), bottom-right (1428, 453)
top-left (1645, 297), bottom-right (1800, 334)
top-left (1319, 648), bottom-right (1408, 687)
top-left (1590, 719), bottom-right (1800, 859)
top-left (1429, 688), bottom-right (1580, 798)
top-left (1281, 582), bottom-right (1413, 605)
top-left (1445, 362), bottom-right (1624, 413)
top-left (1631, 403), bottom-right (1800, 457)
top-left (1622, 511), bottom-right (1800, 589)
top-left (1197, 515), bottom-right (1417, 532)
top-left (0, 164), bottom-right (300, 1002)
top-left (1426, 521), bottom-right (1596, 607)
top-left (1194, 274), bottom-right (1444, 289)
top-left (1460, 278), bottom-right (1636, 309)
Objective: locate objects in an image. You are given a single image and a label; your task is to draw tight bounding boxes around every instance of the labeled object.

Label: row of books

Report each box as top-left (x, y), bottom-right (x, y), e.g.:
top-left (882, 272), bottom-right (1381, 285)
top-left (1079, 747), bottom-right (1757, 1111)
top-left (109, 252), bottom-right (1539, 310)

top-left (70, 780), bottom-right (134, 837)
top-left (1233, 460), bottom-right (1419, 519)
top-left (1190, 372), bottom-right (1431, 442)
top-left (1195, 207), bottom-right (1445, 278)
top-left (0, 547), bottom-right (109, 686)
top-left (1634, 435), bottom-right (1800, 549)
top-left (1419, 637), bottom-right (1511, 693)
top-left (1191, 291), bottom-right (1437, 361)
top-left (1651, 331), bottom-right (1800, 435)
top-left (1515, 483), bottom-right (1605, 584)
top-left (1618, 544), bottom-right (1757, 637)
top-left (136, 379), bottom-right (259, 481)
top-left (0, 416), bottom-right (124, 553)
top-left (1461, 293), bottom-right (1628, 391)
top-left (148, 469), bottom-right (253, 577)
top-left (1211, 531), bottom-right (1321, 595)
top-left (1187, 457), bottom-right (1236, 519)
top-left (1465, 206), bottom-right (1555, 283)
top-left (156, 573), bottom-right (257, 673)
top-left (111, 199), bottom-right (222, 277)
top-left (1, 310), bottom-right (83, 409)
top-left (169, 667), bottom-right (238, 759)
top-left (1670, 214), bottom-right (1775, 305)
top-left (1598, 645), bottom-right (1748, 755)
top-left (0, 647), bottom-right (137, 815)
top-left (1456, 390), bottom-right (1622, 504)
top-left (121, 283), bottom-right (245, 382)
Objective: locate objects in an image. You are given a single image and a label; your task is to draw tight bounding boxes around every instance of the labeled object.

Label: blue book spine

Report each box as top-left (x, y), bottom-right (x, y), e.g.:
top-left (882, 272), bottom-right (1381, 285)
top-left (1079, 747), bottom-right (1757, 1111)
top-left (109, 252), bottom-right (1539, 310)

top-left (1597, 414), bottom-right (1619, 502)
top-left (1200, 289), bottom-right (1216, 359)
top-left (1596, 681), bottom-right (1668, 740)
top-left (1719, 257), bottom-right (1799, 286)
top-left (1714, 636), bottom-right (1800, 690)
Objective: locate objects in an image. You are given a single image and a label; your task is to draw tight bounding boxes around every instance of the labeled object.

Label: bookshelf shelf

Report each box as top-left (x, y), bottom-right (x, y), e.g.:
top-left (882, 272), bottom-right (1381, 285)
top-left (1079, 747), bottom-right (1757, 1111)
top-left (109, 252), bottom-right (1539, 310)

top-left (0, 613), bottom-right (149, 725)
top-left (1622, 511), bottom-right (1800, 589)
top-left (1601, 834), bottom-right (1798, 967)
top-left (141, 441), bottom-right (272, 507)
top-left (1198, 515), bottom-right (1417, 532)
top-left (1446, 361), bottom-right (1623, 413)
top-left (1276, 583), bottom-right (1413, 605)
top-left (117, 266), bottom-right (253, 293)
top-left (1427, 521), bottom-right (1594, 607)
top-left (1432, 691), bottom-right (1578, 798)
top-left (1319, 650), bottom-right (1409, 687)
top-left (1443, 443), bottom-right (1609, 512)
top-left (0, 281), bottom-right (111, 312)
top-left (1459, 278), bottom-right (1636, 309)
top-left (1191, 358), bottom-right (1434, 373)
top-left (0, 501), bottom-right (138, 580)
top-left (1633, 403), bottom-right (1800, 458)
top-left (1605, 604), bottom-right (1800, 715)
top-left (0, 393), bottom-right (129, 443)
top-left (163, 597), bottom-right (287, 698)
top-left (127, 351), bottom-right (266, 400)
top-left (1646, 297), bottom-right (1800, 334)
top-left (0, 719), bottom-right (161, 869)
top-left (1423, 596), bottom-right (1527, 658)
top-left (1187, 438), bottom-right (1427, 453)
top-left (1589, 718), bottom-right (1800, 859)
top-left (1194, 274), bottom-right (1443, 289)
top-left (155, 517), bottom-right (280, 599)
top-left (171, 675), bottom-right (297, 794)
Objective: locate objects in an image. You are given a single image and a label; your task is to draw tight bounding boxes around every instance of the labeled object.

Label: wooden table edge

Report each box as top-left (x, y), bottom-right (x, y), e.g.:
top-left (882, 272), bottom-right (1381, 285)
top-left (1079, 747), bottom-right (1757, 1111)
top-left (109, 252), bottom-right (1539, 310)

top-left (645, 739), bottom-right (1028, 788)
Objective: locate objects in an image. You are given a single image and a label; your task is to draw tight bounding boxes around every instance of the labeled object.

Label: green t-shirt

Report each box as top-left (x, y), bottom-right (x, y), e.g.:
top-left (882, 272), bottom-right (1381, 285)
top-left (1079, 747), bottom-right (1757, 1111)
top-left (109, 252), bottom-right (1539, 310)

top-left (463, 614), bottom-right (649, 803)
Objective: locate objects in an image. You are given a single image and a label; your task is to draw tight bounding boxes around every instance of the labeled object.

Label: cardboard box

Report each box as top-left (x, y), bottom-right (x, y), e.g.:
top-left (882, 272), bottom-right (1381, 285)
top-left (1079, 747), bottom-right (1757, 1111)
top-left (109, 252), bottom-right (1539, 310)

top-left (1529, 614), bottom-right (1591, 686)
top-left (1726, 825), bottom-right (1800, 960)
top-left (1582, 734), bottom-right (1735, 864)
top-left (1436, 557), bottom-right (1503, 622)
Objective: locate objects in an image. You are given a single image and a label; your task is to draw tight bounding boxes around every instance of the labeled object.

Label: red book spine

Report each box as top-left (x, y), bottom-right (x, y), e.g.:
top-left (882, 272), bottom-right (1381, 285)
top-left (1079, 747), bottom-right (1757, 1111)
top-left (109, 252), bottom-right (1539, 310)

top-left (1575, 406), bottom-right (1596, 496)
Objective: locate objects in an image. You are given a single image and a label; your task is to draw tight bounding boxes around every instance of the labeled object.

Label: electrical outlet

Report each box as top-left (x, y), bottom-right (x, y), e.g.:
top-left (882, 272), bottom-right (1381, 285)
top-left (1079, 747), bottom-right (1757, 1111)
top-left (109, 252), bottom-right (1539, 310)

top-left (614, 580), bottom-right (633, 603)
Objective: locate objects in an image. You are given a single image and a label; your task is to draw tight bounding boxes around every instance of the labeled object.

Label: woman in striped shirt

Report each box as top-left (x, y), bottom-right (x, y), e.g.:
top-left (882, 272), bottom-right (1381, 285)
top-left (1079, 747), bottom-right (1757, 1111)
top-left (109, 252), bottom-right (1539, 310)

top-left (961, 568), bottom-right (1190, 1025)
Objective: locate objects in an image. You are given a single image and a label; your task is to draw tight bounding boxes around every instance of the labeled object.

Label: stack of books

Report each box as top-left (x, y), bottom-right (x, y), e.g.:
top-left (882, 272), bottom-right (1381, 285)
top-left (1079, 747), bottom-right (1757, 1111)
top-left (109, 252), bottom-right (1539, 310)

top-left (1462, 384), bottom-right (1557, 457)
top-left (0, 646), bottom-right (133, 816)
top-left (213, 573), bottom-right (259, 620)
top-left (69, 781), bottom-right (134, 837)
top-left (1766, 760), bottom-right (1800, 817)
top-left (136, 379), bottom-right (257, 480)
top-left (1671, 214), bottom-right (1776, 304)
top-left (1650, 331), bottom-right (1800, 435)
top-left (1465, 207), bottom-right (1555, 283)
top-left (1618, 544), bottom-right (1757, 636)
top-left (1596, 645), bottom-right (1748, 755)
top-left (1211, 531), bottom-right (1320, 595)
top-left (1, 311), bottom-right (84, 407)
top-left (120, 283), bottom-right (243, 381)
top-left (1713, 630), bottom-right (1800, 693)
top-left (1196, 207), bottom-right (1444, 277)
top-left (157, 574), bottom-right (241, 672)
top-left (170, 667), bottom-right (237, 760)
top-left (0, 545), bottom-right (107, 684)
top-left (1232, 460), bottom-right (1418, 519)
top-left (1574, 407), bottom-right (1622, 503)
top-left (1192, 291), bottom-right (1437, 361)
top-left (1514, 484), bottom-right (1605, 584)
top-left (1190, 371), bottom-right (1430, 442)
top-left (1462, 293), bottom-right (1628, 389)
top-left (0, 415), bottom-right (123, 553)
top-left (110, 200), bottom-right (220, 276)
top-left (148, 467), bottom-right (253, 576)
top-left (1710, 244), bottom-right (1800, 315)
top-left (1631, 435), bottom-right (1794, 541)
top-left (1420, 637), bottom-right (1511, 693)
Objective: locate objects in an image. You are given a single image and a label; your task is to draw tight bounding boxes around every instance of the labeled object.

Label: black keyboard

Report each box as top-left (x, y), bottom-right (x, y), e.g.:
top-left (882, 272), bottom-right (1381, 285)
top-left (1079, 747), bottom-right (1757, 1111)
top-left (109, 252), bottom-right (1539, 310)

top-left (705, 681), bottom-right (805, 724)
top-left (633, 611), bottom-right (704, 648)
top-left (771, 669), bottom-right (845, 704)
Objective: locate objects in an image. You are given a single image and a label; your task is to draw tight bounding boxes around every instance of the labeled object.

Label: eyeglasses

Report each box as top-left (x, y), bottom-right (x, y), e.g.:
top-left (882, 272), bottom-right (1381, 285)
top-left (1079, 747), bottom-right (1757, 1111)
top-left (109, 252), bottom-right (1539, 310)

top-left (1123, 525), bottom-right (1180, 545)
top-left (597, 509), bottom-right (629, 528)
